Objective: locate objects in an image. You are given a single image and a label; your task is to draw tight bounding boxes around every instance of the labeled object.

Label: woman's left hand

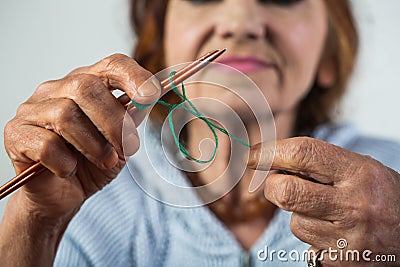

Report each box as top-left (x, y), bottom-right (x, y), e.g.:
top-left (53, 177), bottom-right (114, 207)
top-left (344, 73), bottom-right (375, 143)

top-left (248, 137), bottom-right (400, 266)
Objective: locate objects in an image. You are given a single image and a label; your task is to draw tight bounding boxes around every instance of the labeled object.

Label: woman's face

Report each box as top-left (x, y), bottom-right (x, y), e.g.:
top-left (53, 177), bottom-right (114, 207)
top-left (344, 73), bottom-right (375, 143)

top-left (164, 0), bottom-right (331, 114)
top-left (163, 0), bottom-right (332, 209)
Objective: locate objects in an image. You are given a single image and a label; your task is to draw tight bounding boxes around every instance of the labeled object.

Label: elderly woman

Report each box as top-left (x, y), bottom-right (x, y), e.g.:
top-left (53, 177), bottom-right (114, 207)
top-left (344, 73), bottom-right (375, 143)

top-left (0, 0), bottom-right (399, 266)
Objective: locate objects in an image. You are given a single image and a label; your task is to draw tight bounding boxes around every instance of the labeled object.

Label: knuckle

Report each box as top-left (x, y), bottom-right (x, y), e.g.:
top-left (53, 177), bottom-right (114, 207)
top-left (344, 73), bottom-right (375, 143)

top-left (290, 137), bottom-right (316, 169)
top-left (340, 198), bottom-right (369, 228)
top-left (67, 74), bottom-right (104, 99)
top-left (34, 80), bottom-right (54, 96)
top-left (347, 169), bottom-right (383, 215)
top-left (3, 121), bottom-right (13, 141)
top-left (289, 214), bottom-right (313, 243)
top-left (16, 101), bottom-right (32, 117)
top-left (102, 53), bottom-right (132, 70)
top-left (37, 134), bottom-right (60, 161)
top-left (289, 214), bottom-right (301, 235)
top-left (58, 163), bottom-right (77, 178)
top-left (36, 134), bottom-right (76, 177)
top-left (345, 210), bottom-right (365, 229)
top-left (4, 122), bottom-right (34, 164)
top-left (4, 120), bottom-right (20, 153)
top-left (352, 159), bottom-right (384, 191)
top-left (276, 178), bottom-right (298, 210)
top-left (105, 53), bottom-right (130, 61)
top-left (102, 53), bottom-right (152, 84)
top-left (360, 158), bottom-right (382, 178)
top-left (52, 99), bottom-right (81, 130)
top-left (67, 66), bottom-right (88, 76)
top-left (4, 120), bottom-right (16, 140)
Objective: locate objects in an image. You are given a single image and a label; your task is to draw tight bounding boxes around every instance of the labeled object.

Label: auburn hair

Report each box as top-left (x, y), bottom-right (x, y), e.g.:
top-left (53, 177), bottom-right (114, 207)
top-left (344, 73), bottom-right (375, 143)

top-left (130, 0), bottom-right (359, 135)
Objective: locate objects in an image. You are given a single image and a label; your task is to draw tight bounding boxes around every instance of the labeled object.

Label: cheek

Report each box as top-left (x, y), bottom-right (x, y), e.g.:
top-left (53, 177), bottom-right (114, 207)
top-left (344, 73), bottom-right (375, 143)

top-left (163, 13), bottom-right (183, 66)
top-left (163, 3), bottom-right (213, 67)
top-left (289, 24), bottom-right (326, 88)
top-left (275, 9), bottom-right (328, 108)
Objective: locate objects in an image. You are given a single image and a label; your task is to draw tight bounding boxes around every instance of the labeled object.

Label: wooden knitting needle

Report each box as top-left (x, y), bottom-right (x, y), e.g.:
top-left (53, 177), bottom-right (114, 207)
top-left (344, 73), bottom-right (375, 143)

top-left (0, 48), bottom-right (226, 200)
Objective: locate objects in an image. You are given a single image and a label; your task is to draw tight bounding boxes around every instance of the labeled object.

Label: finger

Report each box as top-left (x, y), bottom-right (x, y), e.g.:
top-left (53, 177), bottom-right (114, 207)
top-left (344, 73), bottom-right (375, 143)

top-left (248, 137), bottom-right (363, 184)
top-left (31, 54), bottom-right (161, 111)
top-left (4, 122), bottom-right (77, 178)
top-left (34, 74), bottom-right (140, 157)
top-left (16, 98), bottom-right (119, 169)
top-left (290, 213), bottom-right (338, 249)
top-left (117, 93), bottom-right (131, 106)
top-left (293, 216), bottom-right (352, 267)
top-left (264, 173), bottom-right (345, 220)
top-left (72, 53), bottom-right (161, 103)
top-left (307, 245), bottom-right (325, 267)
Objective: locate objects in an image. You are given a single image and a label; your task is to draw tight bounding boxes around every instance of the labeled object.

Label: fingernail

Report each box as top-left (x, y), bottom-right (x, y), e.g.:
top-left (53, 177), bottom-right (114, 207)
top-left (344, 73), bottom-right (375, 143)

top-left (103, 146), bottom-right (119, 169)
top-left (151, 77), bottom-right (162, 93)
top-left (123, 131), bottom-right (140, 156)
top-left (137, 77), bottom-right (160, 97)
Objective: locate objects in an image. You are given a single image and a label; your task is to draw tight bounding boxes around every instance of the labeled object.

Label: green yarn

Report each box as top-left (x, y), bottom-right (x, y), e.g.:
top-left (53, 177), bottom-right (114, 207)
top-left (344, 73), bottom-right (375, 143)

top-left (129, 101), bottom-right (153, 111)
top-left (131, 71), bottom-right (251, 163)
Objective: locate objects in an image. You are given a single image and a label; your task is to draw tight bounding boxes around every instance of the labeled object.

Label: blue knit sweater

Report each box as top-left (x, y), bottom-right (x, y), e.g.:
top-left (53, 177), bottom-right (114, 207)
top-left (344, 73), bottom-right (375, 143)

top-left (54, 124), bottom-right (400, 266)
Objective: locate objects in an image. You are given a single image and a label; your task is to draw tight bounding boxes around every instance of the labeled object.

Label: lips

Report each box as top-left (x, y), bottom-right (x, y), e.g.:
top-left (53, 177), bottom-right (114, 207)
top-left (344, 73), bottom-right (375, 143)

top-left (217, 56), bottom-right (274, 74)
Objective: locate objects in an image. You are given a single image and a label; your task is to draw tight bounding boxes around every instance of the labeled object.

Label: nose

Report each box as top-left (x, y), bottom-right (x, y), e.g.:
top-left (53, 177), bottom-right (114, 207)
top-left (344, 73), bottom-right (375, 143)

top-left (215, 2), bottom-right (266, 41)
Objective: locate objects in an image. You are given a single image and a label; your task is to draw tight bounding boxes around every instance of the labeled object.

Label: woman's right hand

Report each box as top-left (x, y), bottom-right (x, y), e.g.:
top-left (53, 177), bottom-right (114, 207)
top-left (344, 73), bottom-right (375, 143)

top-left (3, 54), bottom-right (161, 225)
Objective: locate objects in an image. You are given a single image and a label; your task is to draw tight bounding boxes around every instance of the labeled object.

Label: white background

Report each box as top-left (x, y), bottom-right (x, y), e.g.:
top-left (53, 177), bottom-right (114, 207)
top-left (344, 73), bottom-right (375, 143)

top-left (0, 0), bottom-right (399, 219)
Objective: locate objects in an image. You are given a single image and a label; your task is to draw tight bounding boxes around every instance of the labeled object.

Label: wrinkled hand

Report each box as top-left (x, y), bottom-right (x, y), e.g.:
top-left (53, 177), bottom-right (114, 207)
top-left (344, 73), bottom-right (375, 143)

top-left (4, 54), bottom-right (160, 224)
top-left (248, 137), bottom-right (400, 266)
